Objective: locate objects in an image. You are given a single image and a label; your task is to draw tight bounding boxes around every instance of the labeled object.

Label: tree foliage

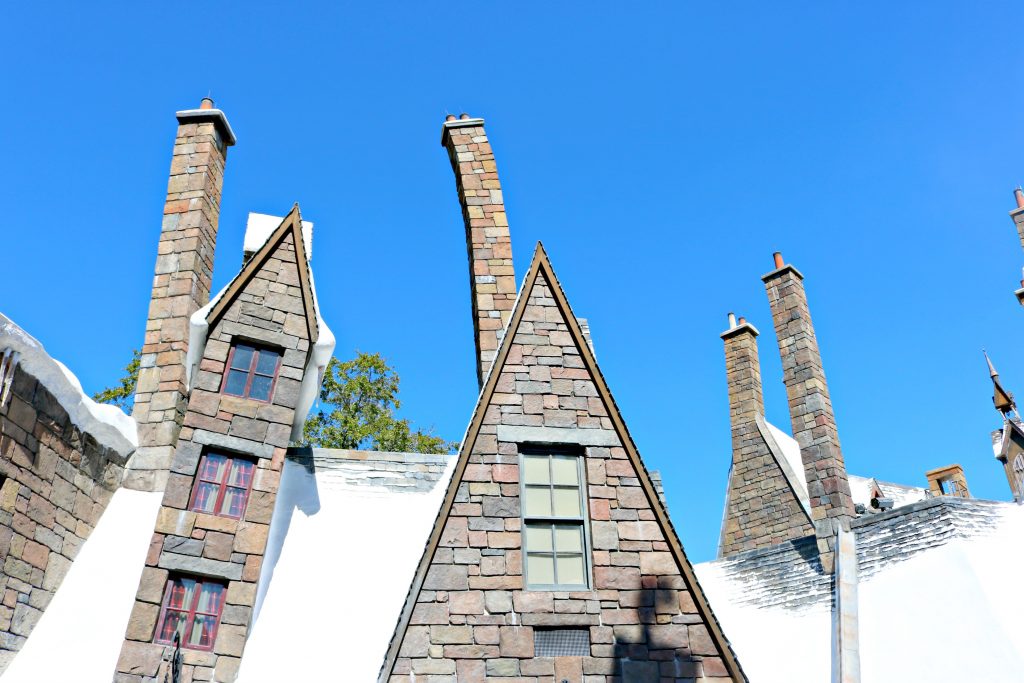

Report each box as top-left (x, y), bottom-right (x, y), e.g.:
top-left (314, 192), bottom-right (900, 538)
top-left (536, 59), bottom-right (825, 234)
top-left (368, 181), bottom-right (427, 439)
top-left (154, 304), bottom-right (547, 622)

top-left (302, 352), bottom-right (456, 454)
top-left (92, 349), bottom-right (141, 414)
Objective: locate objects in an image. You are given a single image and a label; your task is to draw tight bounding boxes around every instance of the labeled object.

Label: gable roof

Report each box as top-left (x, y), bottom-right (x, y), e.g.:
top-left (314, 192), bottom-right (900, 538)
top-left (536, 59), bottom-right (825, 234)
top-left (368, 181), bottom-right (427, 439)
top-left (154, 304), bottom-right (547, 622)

top-left (207, 204), bottom-right (319, 345)
top-left (379, 242), bottom-right (747, 682)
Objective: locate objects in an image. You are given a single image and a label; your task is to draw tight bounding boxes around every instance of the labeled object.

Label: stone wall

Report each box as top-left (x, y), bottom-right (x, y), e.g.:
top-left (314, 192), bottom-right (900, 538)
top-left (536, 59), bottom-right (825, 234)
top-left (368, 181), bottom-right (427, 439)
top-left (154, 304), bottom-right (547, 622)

top-left (127, 106), bottom-right (232, 492)
top-left (719, 322), bottom-right (811, 557)
top-left (115, 226), bottom-right (311, 683)
top-left (441, 116), bottom-right (516, 387)
top-left (0, 365), bottom-right (129, 670)
top-left (387, 269), bottom-right (735, 682)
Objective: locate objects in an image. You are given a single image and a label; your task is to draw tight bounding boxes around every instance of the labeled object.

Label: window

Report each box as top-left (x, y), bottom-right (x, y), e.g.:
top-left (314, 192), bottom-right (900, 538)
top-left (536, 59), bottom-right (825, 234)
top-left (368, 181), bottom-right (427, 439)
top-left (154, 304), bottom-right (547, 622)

top-left (188, 452), bottom-right (255, 519)
top-left (520, 450), bottom-right (590, 590)
top-left (154, 576), bottom-right (226, 651)
top-left (221, 342), bottom-right (282, 402)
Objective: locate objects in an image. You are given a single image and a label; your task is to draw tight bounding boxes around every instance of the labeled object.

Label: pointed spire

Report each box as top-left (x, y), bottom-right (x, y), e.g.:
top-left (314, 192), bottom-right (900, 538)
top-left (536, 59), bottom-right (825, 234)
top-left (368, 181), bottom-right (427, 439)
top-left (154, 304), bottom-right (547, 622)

top-left (984, 350), bottom-right (1016, 415)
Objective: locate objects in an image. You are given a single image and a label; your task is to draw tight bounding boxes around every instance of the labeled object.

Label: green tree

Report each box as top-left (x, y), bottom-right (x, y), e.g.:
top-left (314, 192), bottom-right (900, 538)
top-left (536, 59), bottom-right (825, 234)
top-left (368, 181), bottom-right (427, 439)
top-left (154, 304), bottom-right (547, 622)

top-left (92, 349), bottom-right (141, 414)
top-left (302, 352), bottom-right (456, 453)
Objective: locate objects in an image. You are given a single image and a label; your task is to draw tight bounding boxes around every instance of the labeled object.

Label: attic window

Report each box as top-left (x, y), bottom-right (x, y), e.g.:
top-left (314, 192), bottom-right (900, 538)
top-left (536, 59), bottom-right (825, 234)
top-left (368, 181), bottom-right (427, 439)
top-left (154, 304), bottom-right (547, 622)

top-left (154, 576), bottom-right (226, 651)
top-left (188, 452), bottom-right (255, 519)
top-left (535, 627), bottom-right (591, 657)
top-left (221, 342), bottom-right (282, 402)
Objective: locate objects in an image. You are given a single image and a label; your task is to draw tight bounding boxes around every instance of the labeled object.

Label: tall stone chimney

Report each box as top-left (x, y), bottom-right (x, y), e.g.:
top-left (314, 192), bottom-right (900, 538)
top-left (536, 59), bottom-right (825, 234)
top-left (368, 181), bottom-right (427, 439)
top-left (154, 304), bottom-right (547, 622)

top-left (762, 252), bottom-right (854, 571)
top-left (1010, 188), bottom-right (1024, 305)
top-left (720, 314), bottom-right (812, 557)
top-left (124, 98), bottom-right (236, 491)
top-left (441, 114), bottom-right (516, 387)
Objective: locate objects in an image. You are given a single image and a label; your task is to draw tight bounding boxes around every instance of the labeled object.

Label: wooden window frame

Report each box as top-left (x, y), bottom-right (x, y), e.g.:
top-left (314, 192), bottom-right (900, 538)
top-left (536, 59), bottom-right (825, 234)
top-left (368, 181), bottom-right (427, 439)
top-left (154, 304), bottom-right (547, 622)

top-left (220, 341), bottom-right (283, 403)
top-left (154, 575), bottom-right (226, 652)
top-left (187, 451), bottom-right (257, 520)
top-left (519, 446), bottom-right (592, 591)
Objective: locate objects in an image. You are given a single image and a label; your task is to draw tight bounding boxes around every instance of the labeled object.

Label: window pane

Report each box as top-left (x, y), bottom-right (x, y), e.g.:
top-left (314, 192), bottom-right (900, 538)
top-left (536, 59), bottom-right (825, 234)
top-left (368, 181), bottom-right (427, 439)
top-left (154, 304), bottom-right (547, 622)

top-left (159, 610), bottom-right (188, 643)
top-left (166, 578), bottom-right (196, 610)
top-left (227, 459), bottom-right (254, 488)
top-left (199, 454), bottom-right (229, 483)
top-left (195, 583), bottom-right (223, 614)
top-left (554, 524), bottom-right (583, 553)
top-left (220, 487), bottom-right (249, 518)
top-left (551, 456), bottom-right (579, 485)
top-left (523, 486), bottom-right (551, 517)
top-left (224, 369), bottom-right (248, 396)
top-left (552, 487), bottom-right (581, 517)
top-left (249, 374), bottom-right (273, 401)
top-left (527, 554), bottom-right (555, 585)
top-left (191, 482), bottom-right (220, 514)
top-left (230, 345), bottom-right (255, 370)
top-left (524, 523), bottom-right (553, 552)
top-left (255, 349), bottom-right (281, 376)
top-left (189, 614), bottom-right (218, 648)
top-left (556, 554), bottom-right (586, 586)
top-left (523, 456), bottom-right (550, 484)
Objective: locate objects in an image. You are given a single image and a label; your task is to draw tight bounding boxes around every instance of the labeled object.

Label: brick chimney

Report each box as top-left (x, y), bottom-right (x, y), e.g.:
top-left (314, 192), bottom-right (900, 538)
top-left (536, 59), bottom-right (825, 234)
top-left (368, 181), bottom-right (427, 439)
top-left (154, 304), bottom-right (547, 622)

top-left (762, 252), bottom-right (854, 571)
top-left (1010, 188), bottom-right (1024, 305)
top-left (124, 99), bottom-right (236, 491)
top-left (441, 114), bottom-right (516, 387)
top-left (719, 313), bottom-right (813, 557)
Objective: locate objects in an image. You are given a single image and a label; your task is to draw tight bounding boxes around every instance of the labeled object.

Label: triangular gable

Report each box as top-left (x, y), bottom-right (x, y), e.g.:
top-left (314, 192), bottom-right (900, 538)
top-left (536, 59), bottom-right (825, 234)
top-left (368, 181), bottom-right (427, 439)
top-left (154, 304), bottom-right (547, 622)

top-left (380, 242), bottom-right (746, 681)
top-left (207, 204), bottom-right (319, 344)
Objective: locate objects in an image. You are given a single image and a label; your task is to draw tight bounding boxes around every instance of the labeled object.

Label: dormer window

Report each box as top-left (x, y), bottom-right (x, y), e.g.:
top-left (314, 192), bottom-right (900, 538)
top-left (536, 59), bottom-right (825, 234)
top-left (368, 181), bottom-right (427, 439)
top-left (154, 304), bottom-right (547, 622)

top-left (221, 342), bottom-right (282, 402)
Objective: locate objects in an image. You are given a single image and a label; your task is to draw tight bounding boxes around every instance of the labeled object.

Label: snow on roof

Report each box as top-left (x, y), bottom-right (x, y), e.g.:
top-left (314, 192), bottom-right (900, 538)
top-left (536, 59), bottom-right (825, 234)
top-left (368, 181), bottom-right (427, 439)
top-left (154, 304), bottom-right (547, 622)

top-left (237, 449), bottom-right (455, 682)
top-left (697, 498), bottom-right (1024, 683)
top-left (1, 487), bottom-right (163, 682)
top-left (243, 212), bottom-right (313, 262)
top-left (764, 419), bottom-right (807, 497)
top-left (0, 312), bottom-right (137, 457)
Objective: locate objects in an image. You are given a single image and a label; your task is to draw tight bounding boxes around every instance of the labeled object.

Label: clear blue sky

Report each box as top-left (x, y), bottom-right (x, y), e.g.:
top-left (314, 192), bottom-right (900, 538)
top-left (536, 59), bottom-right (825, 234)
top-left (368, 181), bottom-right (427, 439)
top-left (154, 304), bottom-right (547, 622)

top-left (3, 3), bottom-right (1023, 563)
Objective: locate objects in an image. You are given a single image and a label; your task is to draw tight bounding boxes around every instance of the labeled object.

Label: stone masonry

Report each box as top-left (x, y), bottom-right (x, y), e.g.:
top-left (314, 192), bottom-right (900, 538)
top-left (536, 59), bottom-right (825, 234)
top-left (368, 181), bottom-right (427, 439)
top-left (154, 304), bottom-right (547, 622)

top-left (0, 365), bottom-right (129, 671)
top-left (386, 268), bottom-right (736, 682)
top-left (762, 255), bottom-right (854, 571)
top-left (115, 223), bottom-right (312, 683)
top-left (442, 115), bottom-right (516, 387)
top-left (719, 319), bottom-right (811, 558)
top-left (126, 101), bottom-right (235, 492)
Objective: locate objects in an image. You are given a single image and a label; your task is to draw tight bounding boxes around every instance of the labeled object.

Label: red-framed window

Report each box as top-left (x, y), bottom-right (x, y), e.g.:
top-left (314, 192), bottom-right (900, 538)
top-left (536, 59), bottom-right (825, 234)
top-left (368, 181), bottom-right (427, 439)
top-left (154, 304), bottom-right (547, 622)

top-left (221, 342), bottom-right (282, 402)
top-left (188, 452), bottom-right (256, 519)
top-left (154, 576), bottom-right (226, 651)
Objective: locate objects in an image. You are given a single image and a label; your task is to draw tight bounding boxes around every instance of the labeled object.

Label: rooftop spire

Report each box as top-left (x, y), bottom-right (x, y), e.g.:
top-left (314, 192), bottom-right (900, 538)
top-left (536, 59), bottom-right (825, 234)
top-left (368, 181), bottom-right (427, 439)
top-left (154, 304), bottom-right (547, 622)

top-left (985, 350), bottom-right (1016, 416)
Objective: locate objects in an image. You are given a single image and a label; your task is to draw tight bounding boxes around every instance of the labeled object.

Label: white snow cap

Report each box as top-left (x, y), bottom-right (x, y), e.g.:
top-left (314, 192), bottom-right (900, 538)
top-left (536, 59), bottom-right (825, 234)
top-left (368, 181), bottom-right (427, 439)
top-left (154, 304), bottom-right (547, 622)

top-left (0, 313), bottom-right (137, 457)
top-left (244, 212), bottom-right (314, 261)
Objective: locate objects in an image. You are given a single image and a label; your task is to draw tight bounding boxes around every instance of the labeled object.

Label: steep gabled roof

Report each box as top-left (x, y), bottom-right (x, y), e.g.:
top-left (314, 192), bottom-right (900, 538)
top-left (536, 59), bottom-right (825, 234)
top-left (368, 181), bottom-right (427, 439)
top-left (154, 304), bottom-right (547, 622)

top-left (206, 204), bottom-right (319, 345)
top-left (379, 242), bottom-right (747, 682)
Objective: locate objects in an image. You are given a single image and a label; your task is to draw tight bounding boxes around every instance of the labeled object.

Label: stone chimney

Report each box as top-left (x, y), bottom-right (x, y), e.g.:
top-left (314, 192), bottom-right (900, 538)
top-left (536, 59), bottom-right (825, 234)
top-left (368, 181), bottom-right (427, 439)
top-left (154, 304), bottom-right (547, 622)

top-left (441, 114), bottom-right (516, 387)
top-left (719, 313), bottom-right (812, 557)
top-left (1011, 188), bottom-right (1024, 305)
top-left (762, 252), bottom-right (854, 571)
top-left (124, 99), bottom-right (236, 491)
top-left (925, 464), bottom-right (970, 498)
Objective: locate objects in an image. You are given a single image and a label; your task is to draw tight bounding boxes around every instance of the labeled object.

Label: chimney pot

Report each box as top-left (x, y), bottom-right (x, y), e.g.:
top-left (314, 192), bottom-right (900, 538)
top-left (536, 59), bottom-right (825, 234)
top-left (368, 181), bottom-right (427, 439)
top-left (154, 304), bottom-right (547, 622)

top-left (445, 114), bottom-right (457, 122)
top-left (738, 316), bottom-right (746, 325)
top-left (1015, 187), bottom-right (1024, 209)
top-left (200, 97), bottom-right (215, 110)
top-left (773, 252), bottom-right (785, 269)
top-left (460, 113), bottom-right (470, 120)
top-left (727, 312), bottom-right (736, 328)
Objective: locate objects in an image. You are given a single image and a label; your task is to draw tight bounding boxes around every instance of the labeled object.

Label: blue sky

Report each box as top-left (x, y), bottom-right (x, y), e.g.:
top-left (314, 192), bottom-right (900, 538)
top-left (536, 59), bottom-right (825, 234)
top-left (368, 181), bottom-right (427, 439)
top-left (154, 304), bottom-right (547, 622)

top-left (3, 3), bottom-right (1023, 563)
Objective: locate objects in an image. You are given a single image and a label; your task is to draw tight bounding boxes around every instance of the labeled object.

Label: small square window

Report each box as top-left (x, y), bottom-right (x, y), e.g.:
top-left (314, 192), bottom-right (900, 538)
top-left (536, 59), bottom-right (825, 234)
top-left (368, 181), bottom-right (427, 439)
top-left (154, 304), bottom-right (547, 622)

top-left (154, 576), bottom-right (226, 651)
top-left (188, 452), bottom-right (256, 519)
top-left (221, 342), bottom-right (282, 402)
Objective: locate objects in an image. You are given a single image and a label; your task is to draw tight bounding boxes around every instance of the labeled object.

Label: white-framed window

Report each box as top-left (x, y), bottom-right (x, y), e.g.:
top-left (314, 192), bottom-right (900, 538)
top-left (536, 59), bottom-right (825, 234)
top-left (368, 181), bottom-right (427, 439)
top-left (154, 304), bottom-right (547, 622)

top-left (520, 448), bottom-right (591, 590)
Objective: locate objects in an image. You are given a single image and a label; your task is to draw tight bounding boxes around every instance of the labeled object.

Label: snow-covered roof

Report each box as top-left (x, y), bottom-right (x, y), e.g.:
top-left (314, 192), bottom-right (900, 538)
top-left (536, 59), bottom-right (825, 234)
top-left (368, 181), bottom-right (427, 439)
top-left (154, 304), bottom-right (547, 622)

top-left (0, 312), bottom-right (137, 458)
top-left (1, 487), bottom-right (163, 682)
top-left (696, 497), bottom-right (1024, 683)
top-left (237, 449), bottom-right (455, 682)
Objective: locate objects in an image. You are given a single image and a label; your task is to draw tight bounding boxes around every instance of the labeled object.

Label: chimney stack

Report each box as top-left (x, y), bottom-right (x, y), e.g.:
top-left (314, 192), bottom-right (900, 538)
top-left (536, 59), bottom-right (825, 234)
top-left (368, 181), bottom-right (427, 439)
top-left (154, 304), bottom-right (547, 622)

top-left (762, 253), bottom-right (854, 571)
top-left (719, 314), bottom-right (813, 557)
top-left (1011, 190), bottom-right (1024, 305)
top-left (441, 115), bottom-right (516, 386)
top-left (925, 464), bottom-right (970, 498)
top-left (124, 100), bottom-right (236, 491)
